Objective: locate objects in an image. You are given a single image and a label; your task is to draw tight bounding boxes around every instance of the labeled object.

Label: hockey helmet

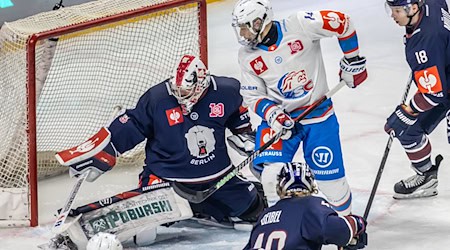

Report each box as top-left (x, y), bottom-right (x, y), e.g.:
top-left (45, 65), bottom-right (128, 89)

top-left (276, 162), bottom-right (317, 197)
top-left (169, 54), bottom-right (210, 115)
top-left (386, 0), bottom-right (425, 7)
top-left (385, 0), bottom-right (424, 23)
top-left (86, 232), bottom-right (123, 250)
top-left (232, 0), bottom-right (274, 47)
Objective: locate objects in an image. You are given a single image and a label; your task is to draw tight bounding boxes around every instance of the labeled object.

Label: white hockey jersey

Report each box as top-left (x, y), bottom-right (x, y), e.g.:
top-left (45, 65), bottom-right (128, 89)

top-left (239, 10), bottom-right (360, 124)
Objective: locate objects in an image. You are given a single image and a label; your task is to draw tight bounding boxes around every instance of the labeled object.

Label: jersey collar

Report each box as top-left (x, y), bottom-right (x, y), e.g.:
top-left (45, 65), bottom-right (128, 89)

top-left (257, 21), bottom-right (283, 52)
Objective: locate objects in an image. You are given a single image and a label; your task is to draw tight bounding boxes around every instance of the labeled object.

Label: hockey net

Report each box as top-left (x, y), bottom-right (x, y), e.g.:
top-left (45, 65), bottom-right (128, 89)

top-left (0, 0), bottom-right (207, 227)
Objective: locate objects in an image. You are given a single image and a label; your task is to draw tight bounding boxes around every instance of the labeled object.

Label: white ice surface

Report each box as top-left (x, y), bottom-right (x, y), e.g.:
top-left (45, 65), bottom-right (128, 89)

top-left (2, 0), bottom-right (450, 249)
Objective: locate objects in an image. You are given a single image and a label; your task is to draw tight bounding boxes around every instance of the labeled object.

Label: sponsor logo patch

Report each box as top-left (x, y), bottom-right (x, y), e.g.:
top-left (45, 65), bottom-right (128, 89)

top-left (166, 107), bottom-right (184, 126)
top-left (261, 128), bottom-right (282, 151)
top-left (414, 66), bottom-right (443, 94)
top-left (250, 56), bottom-right (268, 75)
top-left (320, 10), bottom-right (346, 34)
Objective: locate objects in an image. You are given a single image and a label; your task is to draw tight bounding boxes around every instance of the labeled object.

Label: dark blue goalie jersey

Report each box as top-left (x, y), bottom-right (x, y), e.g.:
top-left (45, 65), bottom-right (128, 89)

top-left (244, 196), bottom-right (353, 250)
top-left (405, 0), bottom-right (450, 113)
top-left (108, 76), bottom-right (250, 182)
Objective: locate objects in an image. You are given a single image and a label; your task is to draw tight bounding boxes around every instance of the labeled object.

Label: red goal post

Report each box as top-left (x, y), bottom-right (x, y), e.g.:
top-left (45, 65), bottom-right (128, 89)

top-left (0, 0), bottom-right (207, 227)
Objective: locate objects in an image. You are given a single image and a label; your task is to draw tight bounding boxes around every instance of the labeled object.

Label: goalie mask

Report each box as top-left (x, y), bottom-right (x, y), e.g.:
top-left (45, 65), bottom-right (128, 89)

top-left (170, 55), bottom-right (210, 115)
top-left (276, 162), bottom-right (317, 197)
top-left (232, 0), bottom-right (273, 47)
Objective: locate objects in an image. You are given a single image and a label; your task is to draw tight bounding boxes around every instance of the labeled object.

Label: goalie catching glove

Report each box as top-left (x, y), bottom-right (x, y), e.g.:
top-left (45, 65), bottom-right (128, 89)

top-left (339, 55), bottom-right (367, 88)
top-left (55, 127), bottom-right (118, 182)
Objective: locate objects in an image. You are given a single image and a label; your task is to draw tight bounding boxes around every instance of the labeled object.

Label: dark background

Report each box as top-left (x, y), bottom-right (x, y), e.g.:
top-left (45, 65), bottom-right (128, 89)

top-left (0, 0), bottom-right (93, 25)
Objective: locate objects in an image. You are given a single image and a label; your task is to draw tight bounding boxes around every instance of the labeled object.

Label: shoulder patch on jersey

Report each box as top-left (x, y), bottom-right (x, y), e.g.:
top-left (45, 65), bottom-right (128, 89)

top-left (166, 107), bottom-right (184, 126)
top-left (209, 103), bottom-right (225, 118)
top-left (250, 56), bottom-right (268, 75)
top-left (320, 10), bottom-right (347, 35)
top-left (414, 66), bottom-right (443, 94)
top-left (287, 40), bottom-right (304, 54)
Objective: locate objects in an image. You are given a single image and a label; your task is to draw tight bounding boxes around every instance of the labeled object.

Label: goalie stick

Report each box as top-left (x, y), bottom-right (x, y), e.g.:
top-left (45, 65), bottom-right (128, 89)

top-left (172, 81), bottom-right (347, 204)
top-left (51, 105), bottom-right (123, 234)
top-left (69, 182), bottom-right (171, 216)
top-left (363, 73), bottom-right (413, 220)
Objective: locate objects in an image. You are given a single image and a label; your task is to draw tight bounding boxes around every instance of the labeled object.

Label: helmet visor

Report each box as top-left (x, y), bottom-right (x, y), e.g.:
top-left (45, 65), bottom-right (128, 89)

top-left (232, 17), bottom-right (262, 46)
top-left (385, 2), bottom-right (412, 17)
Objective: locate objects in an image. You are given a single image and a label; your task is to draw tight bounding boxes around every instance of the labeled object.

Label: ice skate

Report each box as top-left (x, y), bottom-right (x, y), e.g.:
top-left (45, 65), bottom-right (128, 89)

top-left (394, 155), bottom-right (443, 199)
top-left (38, 234), bottom-right (77, 250)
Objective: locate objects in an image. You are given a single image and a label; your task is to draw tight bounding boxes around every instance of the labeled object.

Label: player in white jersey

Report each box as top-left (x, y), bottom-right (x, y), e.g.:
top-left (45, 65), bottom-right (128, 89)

top-left (232, 0), bottom-right (368, 215)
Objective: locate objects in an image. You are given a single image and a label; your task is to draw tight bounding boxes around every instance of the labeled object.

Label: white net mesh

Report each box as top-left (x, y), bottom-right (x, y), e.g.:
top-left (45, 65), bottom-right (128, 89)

top-left (0, 0), bottom-right (204, 224)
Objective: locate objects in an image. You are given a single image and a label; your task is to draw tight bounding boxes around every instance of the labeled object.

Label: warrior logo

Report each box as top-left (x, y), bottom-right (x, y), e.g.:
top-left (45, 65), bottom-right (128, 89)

top-left (278, 69), bottom-right (314, 99)
top-left (185, 125), bottom-right (216, 158)
top-left (312, 146), bottom-right (333, 168)
top-left (320, 11), bottom-right (347, 34)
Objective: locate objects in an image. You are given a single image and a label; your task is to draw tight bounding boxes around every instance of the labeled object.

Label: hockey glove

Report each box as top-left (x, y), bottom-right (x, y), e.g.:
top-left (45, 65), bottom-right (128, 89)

top-left (384, 105), bottom-right (418, 138)
top-left (266, 106), bottom-right (295, 140)
top-left (339, 55), bottom-right (368, 88)
top-left (227, 131), bottom-right (256, 157)
top-left (343, 215), bottom-right (368, 250)
top-left (55, 127), bottom-right (118, 182)
top-left (53, 0), bottom-right (64, 10)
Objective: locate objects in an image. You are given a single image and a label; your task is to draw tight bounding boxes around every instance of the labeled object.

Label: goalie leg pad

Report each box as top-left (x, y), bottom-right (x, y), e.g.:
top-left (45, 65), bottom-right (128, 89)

top-left (238, 190), bottom-right (266, 223)
top-left (189, 173), bottom-right (259, 223)
top-left (65, 185), bottom-right (192, 249)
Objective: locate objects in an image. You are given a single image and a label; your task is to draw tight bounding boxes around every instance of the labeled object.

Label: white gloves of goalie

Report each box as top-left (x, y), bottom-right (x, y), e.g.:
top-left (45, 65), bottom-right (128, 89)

top-left (339, 55), bottom-right (367, 88)
top-left (55, 127), bottom-right (118, 182)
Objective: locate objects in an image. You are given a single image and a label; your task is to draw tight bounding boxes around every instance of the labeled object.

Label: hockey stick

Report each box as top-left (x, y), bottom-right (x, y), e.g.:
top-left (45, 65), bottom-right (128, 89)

top-left (69, 182), bottom-right (171, 216)
top-left (51, 170), bottom-right (90, 234)
top-left (173, 81), bottom-right (347, 203)
top-left (363, 73), bottom-right (413, 219)
top-left (51, 105), bottom-right (123, 234)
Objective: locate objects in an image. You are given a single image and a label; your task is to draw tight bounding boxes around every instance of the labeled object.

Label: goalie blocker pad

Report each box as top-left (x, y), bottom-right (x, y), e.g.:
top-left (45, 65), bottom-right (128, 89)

top-left (64, 183), bottom-right (193, 248)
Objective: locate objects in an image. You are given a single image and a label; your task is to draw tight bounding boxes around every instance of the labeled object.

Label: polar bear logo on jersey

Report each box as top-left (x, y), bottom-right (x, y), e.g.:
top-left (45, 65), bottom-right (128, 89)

top-left (185, 125), bottom-right (216, 158)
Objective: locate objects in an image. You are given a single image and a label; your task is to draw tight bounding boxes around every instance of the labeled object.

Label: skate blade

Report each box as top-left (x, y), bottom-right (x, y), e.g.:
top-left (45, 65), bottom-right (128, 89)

top-left (393, 188), bottom-right (438, 200)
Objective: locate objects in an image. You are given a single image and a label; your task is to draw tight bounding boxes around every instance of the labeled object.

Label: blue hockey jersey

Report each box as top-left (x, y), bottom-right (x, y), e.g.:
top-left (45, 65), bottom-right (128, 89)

top-left (405, 0), bottom-right (450, 113)
top-left (108, 76), bottom-right (250, 182)
top-left (244, 196), bottom-right (353, 250)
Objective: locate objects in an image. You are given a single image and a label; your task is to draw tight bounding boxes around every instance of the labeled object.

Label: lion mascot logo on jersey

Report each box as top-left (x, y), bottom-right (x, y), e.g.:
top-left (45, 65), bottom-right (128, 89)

top-left (185, 125), bottom-right (216, 158)
top-left (278, 69), bottom-right (314, 99)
